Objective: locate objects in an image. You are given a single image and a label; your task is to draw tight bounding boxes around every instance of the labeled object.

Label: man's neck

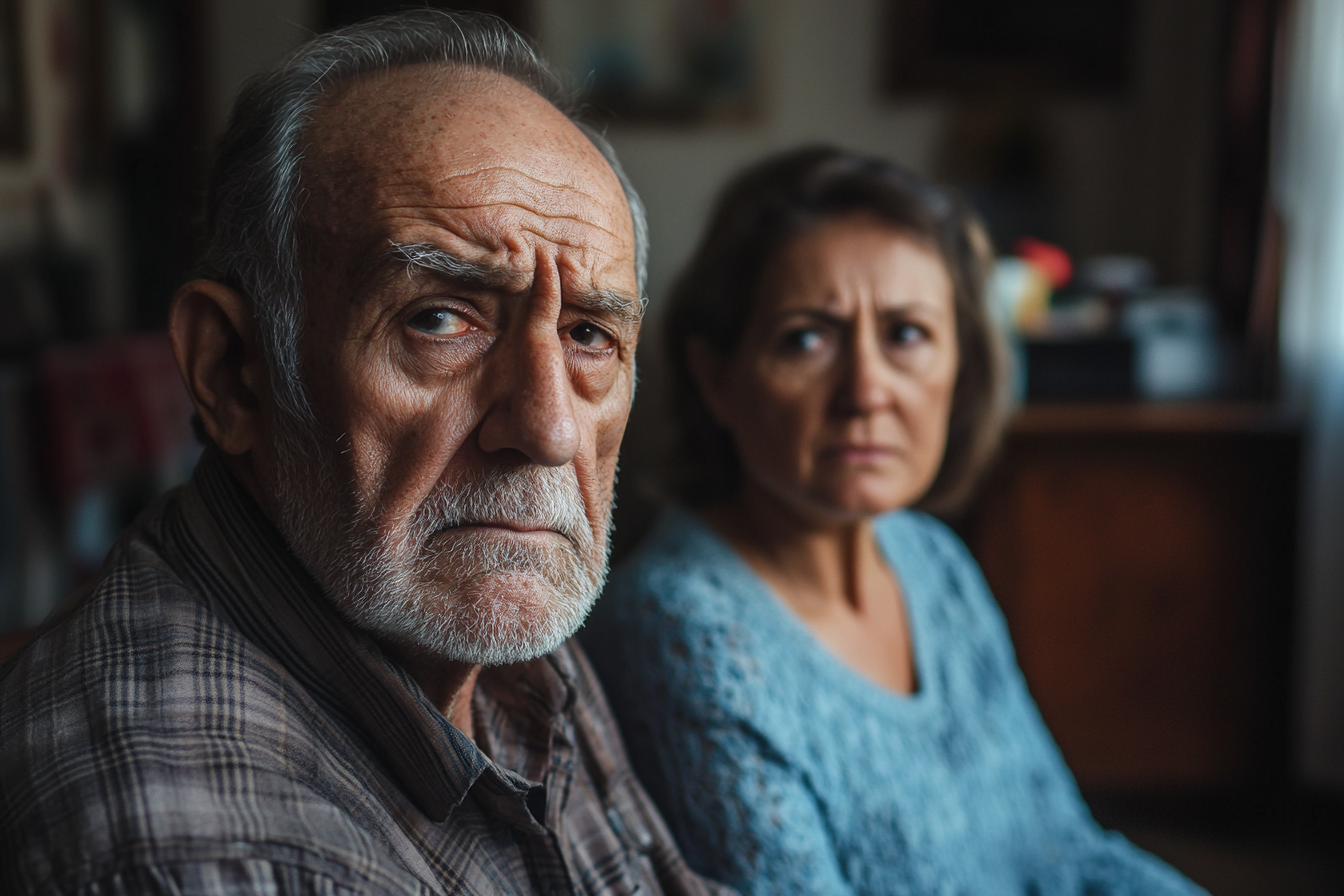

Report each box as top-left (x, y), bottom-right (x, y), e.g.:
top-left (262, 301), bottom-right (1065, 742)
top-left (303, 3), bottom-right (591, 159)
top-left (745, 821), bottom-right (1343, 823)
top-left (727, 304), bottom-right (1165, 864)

top-left (219, 449), bottom-right (284, 526)
top-left (381, 646), bottom-right (482, 740)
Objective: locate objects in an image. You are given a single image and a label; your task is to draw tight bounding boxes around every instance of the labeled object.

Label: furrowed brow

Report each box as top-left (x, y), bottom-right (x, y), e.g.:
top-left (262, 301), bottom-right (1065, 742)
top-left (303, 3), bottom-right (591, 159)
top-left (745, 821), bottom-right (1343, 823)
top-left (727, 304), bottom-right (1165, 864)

top-left (574, 288), bottom-right (645, 325)
top-left (386, 241), bottom-right (522, 292)
top-left (387, 240), bottom-right (644, 323)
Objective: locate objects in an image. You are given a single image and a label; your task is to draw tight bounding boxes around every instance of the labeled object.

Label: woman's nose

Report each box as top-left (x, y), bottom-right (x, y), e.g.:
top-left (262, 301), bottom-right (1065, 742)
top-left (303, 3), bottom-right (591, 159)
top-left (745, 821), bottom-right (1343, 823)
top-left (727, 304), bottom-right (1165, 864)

top-left (833, 329), bottom-right (889, 416)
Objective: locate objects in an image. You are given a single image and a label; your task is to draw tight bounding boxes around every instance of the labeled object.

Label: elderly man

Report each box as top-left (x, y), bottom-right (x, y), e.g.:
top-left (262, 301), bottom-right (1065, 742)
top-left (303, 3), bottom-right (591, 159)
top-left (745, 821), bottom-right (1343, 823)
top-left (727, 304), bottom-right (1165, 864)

top-left (0, 12), bottom-right (730, 896)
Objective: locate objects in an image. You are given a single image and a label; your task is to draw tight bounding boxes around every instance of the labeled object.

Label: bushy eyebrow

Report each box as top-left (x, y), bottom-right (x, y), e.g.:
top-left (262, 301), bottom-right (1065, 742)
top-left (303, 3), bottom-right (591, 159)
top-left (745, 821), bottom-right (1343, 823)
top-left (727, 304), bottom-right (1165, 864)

top-left (386, 241), bottom-right (644, 324)
top-left (574, 288), bottom-right (645, 324)
top-left (387, 241), bottom-right (522, 292)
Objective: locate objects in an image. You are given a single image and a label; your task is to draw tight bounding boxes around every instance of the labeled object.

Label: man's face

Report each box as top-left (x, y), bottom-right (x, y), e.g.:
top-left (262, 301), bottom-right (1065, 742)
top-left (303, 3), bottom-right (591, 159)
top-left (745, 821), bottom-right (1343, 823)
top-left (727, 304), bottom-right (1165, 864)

top-left (265, 67), bottom-right (640, 665)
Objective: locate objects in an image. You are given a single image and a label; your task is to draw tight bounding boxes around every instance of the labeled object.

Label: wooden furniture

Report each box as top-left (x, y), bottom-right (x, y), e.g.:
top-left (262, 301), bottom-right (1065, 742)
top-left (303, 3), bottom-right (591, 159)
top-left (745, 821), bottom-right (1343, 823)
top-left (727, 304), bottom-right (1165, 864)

top-left (961, 402), bottom-right (1300, 790)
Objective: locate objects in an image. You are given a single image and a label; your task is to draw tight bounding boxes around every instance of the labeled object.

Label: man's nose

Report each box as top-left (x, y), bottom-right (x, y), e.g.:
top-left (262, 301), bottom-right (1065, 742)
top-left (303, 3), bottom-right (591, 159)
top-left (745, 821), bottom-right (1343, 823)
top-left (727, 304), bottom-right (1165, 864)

top-left (475, 323), bottom-right (581, 466)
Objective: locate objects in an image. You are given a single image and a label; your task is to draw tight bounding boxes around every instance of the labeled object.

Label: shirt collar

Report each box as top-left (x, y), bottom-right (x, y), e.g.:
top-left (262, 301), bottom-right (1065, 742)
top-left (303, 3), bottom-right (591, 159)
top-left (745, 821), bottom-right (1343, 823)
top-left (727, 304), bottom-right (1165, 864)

top-left (168, 447), bottom-right (534, 822)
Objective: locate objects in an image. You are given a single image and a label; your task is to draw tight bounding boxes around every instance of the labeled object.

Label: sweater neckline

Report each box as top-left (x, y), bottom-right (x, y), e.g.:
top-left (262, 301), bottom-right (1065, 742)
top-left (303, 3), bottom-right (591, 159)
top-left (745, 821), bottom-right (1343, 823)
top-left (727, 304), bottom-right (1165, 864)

top-left (667, 506), bottom-right (939, 714)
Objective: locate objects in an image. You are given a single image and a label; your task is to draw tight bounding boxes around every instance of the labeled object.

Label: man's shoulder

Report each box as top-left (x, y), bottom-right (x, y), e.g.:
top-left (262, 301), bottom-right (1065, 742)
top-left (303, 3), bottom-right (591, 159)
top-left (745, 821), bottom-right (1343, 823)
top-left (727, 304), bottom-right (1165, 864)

top-left (0, 534), bottom-right (412, 895)
top-left (0, 527), bottom-right (227, 752)
top-left (0, 524), bottom-right (269, 755)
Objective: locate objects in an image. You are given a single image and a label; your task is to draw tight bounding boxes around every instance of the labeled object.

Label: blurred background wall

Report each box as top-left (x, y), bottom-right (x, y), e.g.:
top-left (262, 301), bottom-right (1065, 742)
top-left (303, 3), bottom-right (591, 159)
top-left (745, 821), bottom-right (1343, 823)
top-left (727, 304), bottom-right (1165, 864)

top-left (0, 1), bottom-right (1341, 890)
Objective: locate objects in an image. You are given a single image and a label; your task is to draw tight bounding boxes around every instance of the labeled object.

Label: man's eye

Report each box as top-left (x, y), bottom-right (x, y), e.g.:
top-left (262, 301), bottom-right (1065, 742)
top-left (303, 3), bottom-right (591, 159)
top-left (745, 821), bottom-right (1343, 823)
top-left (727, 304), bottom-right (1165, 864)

top-left (408, 308), bottom-right (471, 336)
top-left (568, 322), bottom-right (614, 350)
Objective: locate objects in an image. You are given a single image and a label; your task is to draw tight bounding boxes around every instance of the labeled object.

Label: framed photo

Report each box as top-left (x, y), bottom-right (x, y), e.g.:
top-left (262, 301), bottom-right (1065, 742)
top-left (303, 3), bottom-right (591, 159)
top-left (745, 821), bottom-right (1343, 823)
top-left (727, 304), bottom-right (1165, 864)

top-left (0, 0), bottom-right (26, 155)
top-left (882, 0), bottom-right (1134, 97)
top-left (539, 0), bottom-right (764, 123)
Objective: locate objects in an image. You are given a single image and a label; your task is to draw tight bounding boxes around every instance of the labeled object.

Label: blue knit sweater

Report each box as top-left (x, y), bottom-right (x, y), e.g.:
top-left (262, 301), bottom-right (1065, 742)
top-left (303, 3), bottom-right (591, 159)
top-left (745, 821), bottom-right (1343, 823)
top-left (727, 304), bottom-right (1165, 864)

top-left (582, 508), bottom-right (1205, 896)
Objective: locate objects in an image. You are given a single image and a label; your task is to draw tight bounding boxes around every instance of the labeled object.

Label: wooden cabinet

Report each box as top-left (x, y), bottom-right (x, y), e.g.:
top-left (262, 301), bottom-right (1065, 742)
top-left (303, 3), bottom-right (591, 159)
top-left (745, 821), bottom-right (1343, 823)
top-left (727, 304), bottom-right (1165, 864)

top-left (962, 403), bottom-right (1300, 790)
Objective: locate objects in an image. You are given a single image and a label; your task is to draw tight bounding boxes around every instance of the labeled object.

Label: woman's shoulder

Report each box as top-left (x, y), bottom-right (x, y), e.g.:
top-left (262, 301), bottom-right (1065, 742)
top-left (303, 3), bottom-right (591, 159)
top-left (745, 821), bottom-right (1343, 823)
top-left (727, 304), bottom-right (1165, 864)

top-left (873, 509), bottom-right (1015, 660)
top-left (583, 508), bottom-right (803, 719)
top-left (876, 509), bottom-right (995, 599)
top-left (596, 507), bottom-right (761, 630)
top-left (875, 508), bottom-right (977, 568)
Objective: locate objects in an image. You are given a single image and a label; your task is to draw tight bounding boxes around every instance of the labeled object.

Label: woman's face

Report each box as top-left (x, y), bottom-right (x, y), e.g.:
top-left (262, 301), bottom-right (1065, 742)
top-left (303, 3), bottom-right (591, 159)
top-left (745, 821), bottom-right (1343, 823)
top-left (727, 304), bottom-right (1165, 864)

top-left (697, 215), bottom-right (960, 524)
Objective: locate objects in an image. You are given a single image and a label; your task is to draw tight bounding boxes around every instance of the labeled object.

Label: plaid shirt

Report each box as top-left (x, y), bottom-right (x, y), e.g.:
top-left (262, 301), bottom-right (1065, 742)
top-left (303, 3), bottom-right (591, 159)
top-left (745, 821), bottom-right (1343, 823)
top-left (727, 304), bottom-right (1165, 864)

top-left (0, 449), bottom-right (732, 896)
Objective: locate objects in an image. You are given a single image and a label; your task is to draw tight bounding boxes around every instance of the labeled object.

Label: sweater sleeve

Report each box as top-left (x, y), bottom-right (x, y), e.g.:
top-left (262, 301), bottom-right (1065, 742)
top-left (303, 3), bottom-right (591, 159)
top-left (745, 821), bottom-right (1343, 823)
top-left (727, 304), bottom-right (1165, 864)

top-left (634, 717), bottom-right (858, 896)
top-left (1062, 832), bottom-right (1209, 896)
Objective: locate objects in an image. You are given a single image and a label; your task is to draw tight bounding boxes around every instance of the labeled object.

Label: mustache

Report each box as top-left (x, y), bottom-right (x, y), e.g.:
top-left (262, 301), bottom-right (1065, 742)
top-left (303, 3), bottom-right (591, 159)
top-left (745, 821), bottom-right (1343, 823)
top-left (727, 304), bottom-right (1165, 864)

top-left (412, 463), bottom-right (593, 550)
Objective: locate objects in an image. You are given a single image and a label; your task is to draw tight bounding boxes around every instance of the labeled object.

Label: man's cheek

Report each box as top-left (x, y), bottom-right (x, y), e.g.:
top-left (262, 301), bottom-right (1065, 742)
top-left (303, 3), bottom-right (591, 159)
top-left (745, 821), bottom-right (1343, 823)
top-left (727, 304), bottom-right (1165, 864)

top-left (354, 395), bottom-right (479, 507)
top-left (572, 444), bottom-right (617, 528)
top-left (591, 405), bottom-right (631, 475)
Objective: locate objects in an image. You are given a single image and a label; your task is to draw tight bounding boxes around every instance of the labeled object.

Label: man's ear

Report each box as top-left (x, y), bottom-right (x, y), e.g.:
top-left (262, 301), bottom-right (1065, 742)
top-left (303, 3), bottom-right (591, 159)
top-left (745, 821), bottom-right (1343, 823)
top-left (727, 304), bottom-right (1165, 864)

top-left (686, 337), bottom-right (733, 429)
top-left (168, 280), bottom-right (267, 457)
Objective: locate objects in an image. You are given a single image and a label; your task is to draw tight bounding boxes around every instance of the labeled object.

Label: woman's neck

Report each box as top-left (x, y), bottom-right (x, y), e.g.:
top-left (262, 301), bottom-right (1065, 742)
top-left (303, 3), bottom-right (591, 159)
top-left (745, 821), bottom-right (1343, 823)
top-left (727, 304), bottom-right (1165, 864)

top-left (705, 484), bottom-right (882, 615)
top-left (702, 483), bottom-right (917, 695)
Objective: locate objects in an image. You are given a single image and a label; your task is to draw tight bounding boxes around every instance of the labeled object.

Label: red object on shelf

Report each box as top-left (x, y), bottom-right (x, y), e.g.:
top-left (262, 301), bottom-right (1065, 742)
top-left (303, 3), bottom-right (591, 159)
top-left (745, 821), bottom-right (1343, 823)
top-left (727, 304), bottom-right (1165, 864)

top-left (1014, 237), bottom-right (1074, 289)
top-left (38, 333), bottom-right (194, 504)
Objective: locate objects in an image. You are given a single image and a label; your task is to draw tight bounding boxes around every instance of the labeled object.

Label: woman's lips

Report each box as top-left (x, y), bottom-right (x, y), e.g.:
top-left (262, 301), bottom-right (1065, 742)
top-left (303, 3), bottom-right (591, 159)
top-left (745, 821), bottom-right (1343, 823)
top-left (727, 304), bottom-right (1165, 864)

top-left (821, 445), bottom-right (900, 465)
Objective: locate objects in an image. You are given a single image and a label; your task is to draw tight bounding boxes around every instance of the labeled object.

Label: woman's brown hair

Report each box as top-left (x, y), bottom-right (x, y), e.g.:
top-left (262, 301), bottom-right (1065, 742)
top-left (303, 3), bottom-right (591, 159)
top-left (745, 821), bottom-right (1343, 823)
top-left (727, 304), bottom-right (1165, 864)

top-left (663, 145), bottom-right (1010, 515)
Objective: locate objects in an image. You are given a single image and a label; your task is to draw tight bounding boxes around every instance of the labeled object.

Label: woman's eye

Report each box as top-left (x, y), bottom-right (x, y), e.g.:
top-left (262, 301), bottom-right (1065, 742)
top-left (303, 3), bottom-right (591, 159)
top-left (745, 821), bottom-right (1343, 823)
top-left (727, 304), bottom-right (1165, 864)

top-left (781, 328), bottom-right (825, 353)
top-left (408, 308), bottom-right (471, 336)
top-left (889, 322), bottom-right (929, 346)
top-left (568, 322), bottom-right (614, 351)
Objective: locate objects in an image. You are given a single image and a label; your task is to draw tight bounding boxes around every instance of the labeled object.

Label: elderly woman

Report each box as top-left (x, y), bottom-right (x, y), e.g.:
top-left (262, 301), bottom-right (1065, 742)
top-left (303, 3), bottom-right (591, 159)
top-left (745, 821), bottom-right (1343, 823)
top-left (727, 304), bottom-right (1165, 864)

top-left (583, 147), bottom-right (1203, 896)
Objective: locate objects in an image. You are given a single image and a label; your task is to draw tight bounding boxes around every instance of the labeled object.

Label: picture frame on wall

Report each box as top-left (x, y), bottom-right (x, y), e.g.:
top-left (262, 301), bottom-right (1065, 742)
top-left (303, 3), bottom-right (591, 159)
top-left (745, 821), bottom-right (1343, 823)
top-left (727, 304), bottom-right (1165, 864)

top-left (538, 0), bottom-right (764, 124)
top-left (0, 0), bottom-right (26, 155)
top-left (882, 0), bottom-right (1134, 97)
top-left (323, 0), bottom-right (765, 125)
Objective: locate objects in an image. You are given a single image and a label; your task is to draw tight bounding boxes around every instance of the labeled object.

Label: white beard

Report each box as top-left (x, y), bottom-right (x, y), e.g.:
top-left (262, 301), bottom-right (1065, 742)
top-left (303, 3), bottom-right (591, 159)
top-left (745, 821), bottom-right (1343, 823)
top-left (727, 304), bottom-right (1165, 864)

top-left (269, 418), bottom-right (610, 666)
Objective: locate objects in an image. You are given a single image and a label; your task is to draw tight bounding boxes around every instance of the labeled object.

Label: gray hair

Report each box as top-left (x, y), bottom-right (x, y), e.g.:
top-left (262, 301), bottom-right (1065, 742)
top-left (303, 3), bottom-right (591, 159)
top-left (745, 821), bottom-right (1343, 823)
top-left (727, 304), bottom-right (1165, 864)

top-left (197, 10), bottom-right (648, 424)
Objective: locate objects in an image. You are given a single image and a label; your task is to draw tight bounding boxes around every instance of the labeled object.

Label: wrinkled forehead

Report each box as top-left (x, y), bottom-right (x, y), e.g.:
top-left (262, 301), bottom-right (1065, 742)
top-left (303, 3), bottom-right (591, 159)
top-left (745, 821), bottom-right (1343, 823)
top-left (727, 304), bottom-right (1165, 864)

top-left (755, 216), bottom-right (955, 314)
top-left (297, 65), bottom-right (634, 279)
